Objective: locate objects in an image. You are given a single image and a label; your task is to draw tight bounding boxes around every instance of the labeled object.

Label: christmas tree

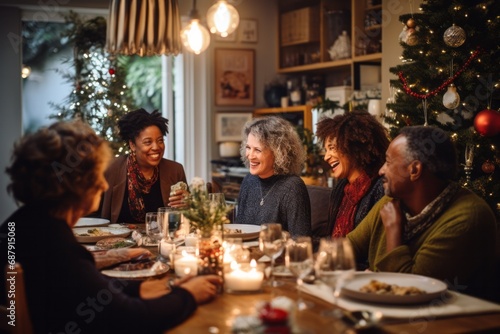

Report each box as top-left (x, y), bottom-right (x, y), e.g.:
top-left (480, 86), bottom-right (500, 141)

top-left (386, 0), bottom-right (500, 214)
top-left (50, 12), bottom-right (136, 155)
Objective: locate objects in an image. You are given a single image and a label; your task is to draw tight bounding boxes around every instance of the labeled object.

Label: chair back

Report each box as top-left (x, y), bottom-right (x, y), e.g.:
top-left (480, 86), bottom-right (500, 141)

top-left (0, 262), bottom-right (33, 334)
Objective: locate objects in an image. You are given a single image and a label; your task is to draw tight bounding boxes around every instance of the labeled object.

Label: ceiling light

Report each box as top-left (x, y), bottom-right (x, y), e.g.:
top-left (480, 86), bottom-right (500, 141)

top-left (206, 0), bottom-right (240, 37)
top-left (180, 0), bottom-right (211, 54)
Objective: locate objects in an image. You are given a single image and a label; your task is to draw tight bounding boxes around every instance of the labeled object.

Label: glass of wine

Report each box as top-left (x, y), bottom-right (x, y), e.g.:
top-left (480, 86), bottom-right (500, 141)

top-left (285, 236), bottom-right (314, 310)
top-left (259, 223), bottom-right (286, 288)
top-left (315, 238), bottom-right (356, 314)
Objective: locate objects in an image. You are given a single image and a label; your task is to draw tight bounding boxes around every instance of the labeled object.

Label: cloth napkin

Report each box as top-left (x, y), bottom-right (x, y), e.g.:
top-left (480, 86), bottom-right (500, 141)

top-left (300, 282), bottom-right (500, 319)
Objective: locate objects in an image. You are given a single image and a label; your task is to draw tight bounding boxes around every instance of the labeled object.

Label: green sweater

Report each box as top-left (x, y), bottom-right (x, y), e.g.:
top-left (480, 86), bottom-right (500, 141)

top-left (347, 187), bottom-right (497, 299)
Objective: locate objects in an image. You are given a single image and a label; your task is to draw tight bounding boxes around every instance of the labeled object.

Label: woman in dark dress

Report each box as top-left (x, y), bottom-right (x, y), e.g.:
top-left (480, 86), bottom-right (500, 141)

top-left (0, 120), bottom-right (221, 333)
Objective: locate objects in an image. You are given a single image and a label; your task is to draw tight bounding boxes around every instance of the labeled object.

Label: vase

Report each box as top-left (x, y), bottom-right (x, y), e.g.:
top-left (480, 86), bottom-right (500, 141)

top-left (197, 225), bottom-right (224, 288)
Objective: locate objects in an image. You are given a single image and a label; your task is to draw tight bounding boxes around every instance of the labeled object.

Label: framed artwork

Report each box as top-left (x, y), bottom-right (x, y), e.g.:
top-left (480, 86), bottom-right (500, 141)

top-left (215, 112), bottom-right (253, 142)
top-left (215, 48), bottom-right (255, 106)
top-left (239, 19), bottom-right (258, 43)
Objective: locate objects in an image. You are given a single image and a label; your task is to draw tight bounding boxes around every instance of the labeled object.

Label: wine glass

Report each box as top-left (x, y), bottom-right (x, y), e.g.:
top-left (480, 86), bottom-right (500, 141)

top-left (315, 238), bottom-right (356, 314)
top-left (157, 207), bottom-right (178, 263)
top-left (145, 212), bottom-right (162, 260)
top-left (285, 236), bottom-right (314, 310)
top-left (259, 223), bottom-right (286, 287)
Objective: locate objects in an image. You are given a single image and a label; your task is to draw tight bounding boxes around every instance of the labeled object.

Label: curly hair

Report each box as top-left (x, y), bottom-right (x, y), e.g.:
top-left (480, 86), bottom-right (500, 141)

top-left (240, 116), bottom-right (306, 176)
top-left (399, 126), bottom-right (458, 180)
top-left (315, 111), bottom-right (390, 176)
top-left (6, 120), bottom-right (111, 211)
top-left (118, 108), bottom-right (169, 142)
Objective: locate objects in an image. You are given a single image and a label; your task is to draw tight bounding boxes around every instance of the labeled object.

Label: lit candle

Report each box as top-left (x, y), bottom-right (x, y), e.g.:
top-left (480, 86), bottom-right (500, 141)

top-left (184, 233), bottom-right (198, 247)
top-left (174, 251), bottom-right (198, 277)
top-left (225, 260), bottom-right (264, 292)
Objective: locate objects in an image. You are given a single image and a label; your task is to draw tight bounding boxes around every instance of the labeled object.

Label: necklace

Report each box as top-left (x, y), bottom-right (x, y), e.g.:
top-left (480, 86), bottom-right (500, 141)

top-left (259, 181), bottom-right (278, 206)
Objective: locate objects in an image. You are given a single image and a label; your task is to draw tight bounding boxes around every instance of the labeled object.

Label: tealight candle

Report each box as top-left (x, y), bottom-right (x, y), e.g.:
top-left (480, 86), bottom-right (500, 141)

top-left (225, 260), bottom-right (264, 292)
top-left (174, 251), bottom-right (198, 277)
top-left (160, 238), bottom-right (176, 261)
top-left (184, 233), bottom-right (198, 247)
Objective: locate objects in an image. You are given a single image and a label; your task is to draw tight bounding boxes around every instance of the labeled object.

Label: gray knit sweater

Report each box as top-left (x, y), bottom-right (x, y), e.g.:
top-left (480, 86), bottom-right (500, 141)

top-left (236, 174), bottom-right (312, 237)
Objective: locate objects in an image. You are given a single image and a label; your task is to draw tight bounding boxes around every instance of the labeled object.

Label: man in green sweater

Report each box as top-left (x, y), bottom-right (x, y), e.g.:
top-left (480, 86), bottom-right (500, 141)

top-left (347, 125), bottom-right (497, 300)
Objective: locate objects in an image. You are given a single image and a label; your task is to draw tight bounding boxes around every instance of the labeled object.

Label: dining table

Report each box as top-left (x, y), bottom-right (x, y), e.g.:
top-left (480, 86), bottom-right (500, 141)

top-left (99, 224), bottom-right (500, 334)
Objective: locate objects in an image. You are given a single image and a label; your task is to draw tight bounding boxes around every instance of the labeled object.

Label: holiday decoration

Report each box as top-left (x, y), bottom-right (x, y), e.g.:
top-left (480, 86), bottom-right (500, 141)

top-left (388, 1), bottom-right (500, 213)
top-left (443, 24), bottom-right (466, 47)
top-left (474, 109), bottom-right (500, 137)
top-left (482, 161), bottom-right (495, 174)
top-left (399, 24), bottom-right (418, 46)
top-left (442, 83), bottom-right (460, 109)
top-left (108, 68), bottom-right (115, 75)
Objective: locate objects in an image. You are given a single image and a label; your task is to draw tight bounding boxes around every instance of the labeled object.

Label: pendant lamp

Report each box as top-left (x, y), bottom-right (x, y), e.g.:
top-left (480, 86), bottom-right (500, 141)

top-left (180, 0), bottom-right (211, 55)
top-left (106, 0), bottom-right (182, 56)
top-left (206, 0), bottom-right (240, 37)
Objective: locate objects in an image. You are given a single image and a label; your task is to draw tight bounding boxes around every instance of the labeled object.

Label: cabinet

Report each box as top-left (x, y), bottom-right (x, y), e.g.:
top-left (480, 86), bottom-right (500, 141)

top-left (277, 0), bottom-right (382, 89)
top-left (253, 105), bottom-right (313, 131)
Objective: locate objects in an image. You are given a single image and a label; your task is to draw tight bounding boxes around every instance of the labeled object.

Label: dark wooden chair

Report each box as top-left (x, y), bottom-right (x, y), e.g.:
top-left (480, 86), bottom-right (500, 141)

top-left (0, 262), bottom-right (33, 334)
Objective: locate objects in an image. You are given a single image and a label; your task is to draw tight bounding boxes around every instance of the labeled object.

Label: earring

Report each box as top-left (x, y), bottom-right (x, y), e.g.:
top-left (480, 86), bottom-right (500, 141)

top-left (131, 150), bottom-right (136, 156)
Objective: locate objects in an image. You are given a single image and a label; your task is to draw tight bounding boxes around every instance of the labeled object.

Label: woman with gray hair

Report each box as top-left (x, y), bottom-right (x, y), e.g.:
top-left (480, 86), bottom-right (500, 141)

top-left (236, 116), bottom-right (311, 236)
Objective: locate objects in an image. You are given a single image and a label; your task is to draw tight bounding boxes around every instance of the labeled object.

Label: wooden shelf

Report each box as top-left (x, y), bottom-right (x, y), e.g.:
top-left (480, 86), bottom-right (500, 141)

top-left (254, 105), bottom-right (313, 131)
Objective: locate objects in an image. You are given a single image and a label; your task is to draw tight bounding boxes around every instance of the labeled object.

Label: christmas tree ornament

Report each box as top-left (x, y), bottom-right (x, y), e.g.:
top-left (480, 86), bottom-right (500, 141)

top-left (108, 68), bottom-right (115, 75)
top-left (442, 83), bottom-right (460, 109)
top-left (406, 18), bottom-right (416, 28)
top-left (443, 24), bottom-right (466, 47)
top-left (406, 28), bottom-right (418, 46)
top-left (482, 161), bottom-right (495, 174)
top-left (398, 25), bottom-right (408, 44)
top-left (474, 108), bottom-right (500, 136)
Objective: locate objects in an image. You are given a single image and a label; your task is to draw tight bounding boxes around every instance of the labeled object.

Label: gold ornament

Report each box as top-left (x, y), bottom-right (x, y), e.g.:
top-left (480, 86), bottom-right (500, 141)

top-left (443, 24), bottom-right (466, 47)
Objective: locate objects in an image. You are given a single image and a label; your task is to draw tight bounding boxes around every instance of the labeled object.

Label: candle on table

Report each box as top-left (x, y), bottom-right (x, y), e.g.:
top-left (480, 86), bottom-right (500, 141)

top-left (225, 259), bottom-right (264, 292)
top-left (185, 233), bottom-right (198, 247)
top-left (175, 251), bottom-right (198, 277)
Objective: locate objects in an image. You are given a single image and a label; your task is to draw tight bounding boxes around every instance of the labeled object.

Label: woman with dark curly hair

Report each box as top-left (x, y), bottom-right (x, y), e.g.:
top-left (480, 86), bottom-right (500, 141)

top-left (100, 108), bottom-right (188, 224)
top-left (0, 120), bottom-right (222, 333)
top-left (315, 110), bottom-right (389, 238)
top-left (236, 116), bottom-right (311, 236)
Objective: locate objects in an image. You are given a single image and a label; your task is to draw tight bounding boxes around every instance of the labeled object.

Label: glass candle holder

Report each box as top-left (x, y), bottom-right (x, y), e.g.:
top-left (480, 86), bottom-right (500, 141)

top-left (174, 250), bottom-right (199, 278)
top-left (225, 259), bottom-right (265, 293)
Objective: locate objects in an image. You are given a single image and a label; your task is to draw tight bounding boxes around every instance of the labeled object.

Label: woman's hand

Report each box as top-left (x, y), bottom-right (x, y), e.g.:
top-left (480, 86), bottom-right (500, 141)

top-left (178, 275), bottom-right (223, 304)
top-left (168, 189), bottom-right (189, 209)
top-left (380, 199), bottom-right (403, 252)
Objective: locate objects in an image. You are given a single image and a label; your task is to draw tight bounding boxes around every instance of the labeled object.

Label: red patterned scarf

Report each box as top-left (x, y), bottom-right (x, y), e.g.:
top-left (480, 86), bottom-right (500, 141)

top-left (332, 172), bottom-right (372, 238)
top-left (127, 154), bottom-right (159, 222)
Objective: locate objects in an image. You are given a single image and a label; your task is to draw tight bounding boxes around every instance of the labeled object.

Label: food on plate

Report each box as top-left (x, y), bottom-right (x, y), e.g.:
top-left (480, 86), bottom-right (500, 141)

top-left (170, 181), bottom-right (188, 196)
top-left (96, 237), bottom-right (134, 250)
top-left (359, 279), bottom-right (426, 296)
top-left (224, 227), bottom-right (242, 234)
top-left (76, 228), bottom-right (113, 237)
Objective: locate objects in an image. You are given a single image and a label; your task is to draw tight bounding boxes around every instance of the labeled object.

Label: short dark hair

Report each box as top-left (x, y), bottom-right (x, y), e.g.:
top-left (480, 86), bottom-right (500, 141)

top-left (118, 108), bottom-right (169, 142)
top-left (399, 126), bottom-right (458, 180)
top-left (315, 110), bottom-right (390, 177)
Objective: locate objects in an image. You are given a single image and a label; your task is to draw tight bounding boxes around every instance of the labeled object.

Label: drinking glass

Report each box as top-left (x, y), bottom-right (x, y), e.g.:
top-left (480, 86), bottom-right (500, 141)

top-left (315, 238), bottom-right (356, 314)
top-left (145, 212), bottom-right (162, 260)
top-left (158, 207), bottom-right (181, 240)
top-left (259, 223), bottom-right (286, 288)
top-left (285, 236), bottom-right (314, 310)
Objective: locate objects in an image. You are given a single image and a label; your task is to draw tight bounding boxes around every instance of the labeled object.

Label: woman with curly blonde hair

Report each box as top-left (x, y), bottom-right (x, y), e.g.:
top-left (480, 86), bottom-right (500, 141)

top-left (236, 116), bottom-right (311, 236)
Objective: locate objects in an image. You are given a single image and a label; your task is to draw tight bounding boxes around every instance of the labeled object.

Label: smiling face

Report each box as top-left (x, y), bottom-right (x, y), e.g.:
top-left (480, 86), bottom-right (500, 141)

top-left (129, 125), bottom-right (165, 172)
top-left (245, 133), bottom-right (275, 178)
top-left (323, 137), bottom-right (359, 182)
top-left (379, 135), bottom-right (412, 198)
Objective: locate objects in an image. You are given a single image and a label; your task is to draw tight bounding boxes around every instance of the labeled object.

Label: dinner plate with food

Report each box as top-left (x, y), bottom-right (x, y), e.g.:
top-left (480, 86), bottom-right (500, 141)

top-left (224, 224), bottom-right (261, 240)
top-left (340, 272), bottom-right (448, 305)
top-left (73, 227), bottom-right (132, 243)
top-left (101, 260), bottom-right (170, 279)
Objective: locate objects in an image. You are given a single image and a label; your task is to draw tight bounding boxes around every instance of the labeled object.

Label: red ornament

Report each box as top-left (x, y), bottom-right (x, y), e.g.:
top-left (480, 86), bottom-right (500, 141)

top-left (109, 68), bottom-right (116, 75)
top-left (482, 161), bottom-right (495, 174)
top-left (474, 109), bottom-right (500, 136)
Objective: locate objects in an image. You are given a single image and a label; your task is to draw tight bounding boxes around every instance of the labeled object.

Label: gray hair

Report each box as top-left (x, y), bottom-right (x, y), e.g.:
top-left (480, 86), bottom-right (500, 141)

top-left (399, 126), bottom-right (458, 180)
top-left (240, 116), bottom-right (306, 176)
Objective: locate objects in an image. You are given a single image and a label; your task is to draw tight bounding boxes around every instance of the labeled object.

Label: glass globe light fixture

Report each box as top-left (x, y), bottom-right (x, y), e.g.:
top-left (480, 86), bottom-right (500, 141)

top-left (181, 0), bottom-right (211, 54)
top-left (206, 0), bottom-right (240, 37)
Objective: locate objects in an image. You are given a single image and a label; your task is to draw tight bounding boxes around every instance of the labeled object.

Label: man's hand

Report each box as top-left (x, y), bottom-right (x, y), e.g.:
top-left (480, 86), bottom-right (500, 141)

top-left (380, 199), bottom-right (403, 252)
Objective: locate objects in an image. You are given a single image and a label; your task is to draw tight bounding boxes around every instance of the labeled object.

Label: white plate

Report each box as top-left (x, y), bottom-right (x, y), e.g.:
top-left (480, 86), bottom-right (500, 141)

top-left (75, 217), bottom-right (110, 227)
top-left (101, 262), bottom-right (170, 279)
top-left (73, 227), bottom-right (132, 243)
top-left (341, 272), bottom-right (448, 305)
top-left (224, 224), bottom-right (261, 241)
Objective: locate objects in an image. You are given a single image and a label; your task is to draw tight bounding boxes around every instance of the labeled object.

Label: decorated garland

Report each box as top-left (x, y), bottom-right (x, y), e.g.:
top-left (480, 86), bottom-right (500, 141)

top-left (398, 48), bottom-right (481, 100)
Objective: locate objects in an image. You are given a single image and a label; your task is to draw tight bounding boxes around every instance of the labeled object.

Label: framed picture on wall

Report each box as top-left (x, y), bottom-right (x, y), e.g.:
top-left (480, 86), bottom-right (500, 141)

top-left (238, 19), bottom-right (258, 43)
top-left (215, 112), bottom-right (253, 142)
top-left (215, 48), bottom-right (255, 106)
